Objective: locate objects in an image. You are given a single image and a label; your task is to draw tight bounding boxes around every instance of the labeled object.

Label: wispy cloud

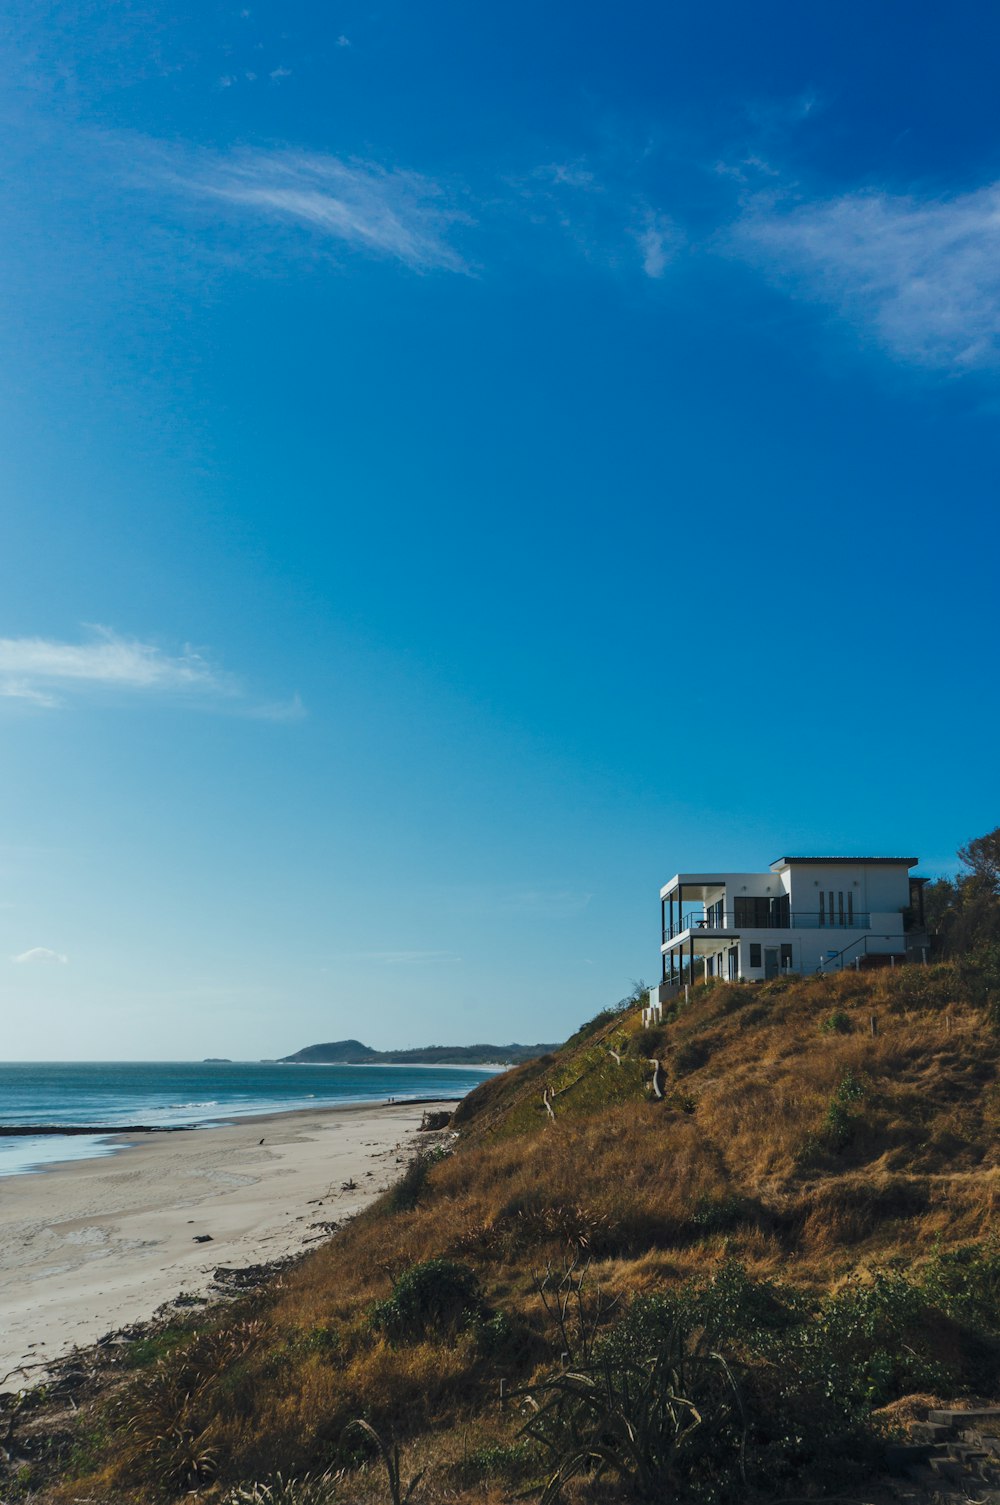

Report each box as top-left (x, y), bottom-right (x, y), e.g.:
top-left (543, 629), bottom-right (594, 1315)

top-left (735, 180), bottom-right (1000, 371)
top-left (0, 627), bottom-right (302, 718)
top-left (501, 889), bottom-right (593, 918)
top-left (13, 947), bottom-right (68, 964)
top-left (245, 692), bottom-right (307, 723)
top-left (0, 627), bottom-right (229, 707)
top-left (173, 149), bottom-right (470, 273)
top-left (341, 950), bottom-right (462, 965)
top-left (632, 208), bottom-right (683, 278)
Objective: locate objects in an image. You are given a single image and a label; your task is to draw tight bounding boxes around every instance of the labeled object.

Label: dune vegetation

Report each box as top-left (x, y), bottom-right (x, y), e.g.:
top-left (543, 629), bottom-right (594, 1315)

top-left (17, 946), bottom-right (999, 1505)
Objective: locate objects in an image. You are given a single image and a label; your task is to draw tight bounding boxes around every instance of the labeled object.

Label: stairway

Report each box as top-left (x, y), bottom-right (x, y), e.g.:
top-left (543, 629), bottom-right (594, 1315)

top-left (888, 1408), bottom-right (1000, 1503)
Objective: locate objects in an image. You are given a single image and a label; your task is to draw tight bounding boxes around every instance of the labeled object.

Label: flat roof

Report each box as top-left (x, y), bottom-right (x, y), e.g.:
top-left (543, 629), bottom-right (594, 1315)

top-left (770, 856), bottom-right (918, 868)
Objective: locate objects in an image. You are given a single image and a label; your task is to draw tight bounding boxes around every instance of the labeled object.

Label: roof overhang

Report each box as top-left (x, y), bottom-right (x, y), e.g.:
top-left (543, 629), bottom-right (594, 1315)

top-left (770, 856), bottom-right (918, 872)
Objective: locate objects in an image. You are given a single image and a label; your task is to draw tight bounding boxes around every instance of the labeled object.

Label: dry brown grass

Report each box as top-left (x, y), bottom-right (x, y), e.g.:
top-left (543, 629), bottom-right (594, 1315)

top-left (50, 964), bottom-right (1000, 1504)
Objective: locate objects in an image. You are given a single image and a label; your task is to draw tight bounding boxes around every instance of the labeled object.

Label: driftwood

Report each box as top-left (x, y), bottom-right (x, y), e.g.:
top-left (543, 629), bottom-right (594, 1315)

top-left (607, 1048), bottom-right (623, 1065)
top-left (542, 1086), bottom-right (557, 1122)
top-left (645, 1058), bottom-right (665, 1099)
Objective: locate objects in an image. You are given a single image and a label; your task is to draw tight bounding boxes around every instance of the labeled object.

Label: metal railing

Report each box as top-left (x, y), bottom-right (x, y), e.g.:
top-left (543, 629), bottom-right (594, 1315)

top-left (816, 933), bottom-right (906, 972)
top-left (663, 909), bottom-right (871, 940)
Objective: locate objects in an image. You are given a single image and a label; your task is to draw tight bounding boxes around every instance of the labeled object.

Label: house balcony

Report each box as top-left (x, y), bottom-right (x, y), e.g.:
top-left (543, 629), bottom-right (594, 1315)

top-left (662, 910), bottom-right (872, 943)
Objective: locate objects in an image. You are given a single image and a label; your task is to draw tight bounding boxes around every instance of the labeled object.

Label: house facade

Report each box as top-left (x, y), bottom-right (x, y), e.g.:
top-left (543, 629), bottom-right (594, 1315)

top-left (647, 855), bottom-right (927, 1013)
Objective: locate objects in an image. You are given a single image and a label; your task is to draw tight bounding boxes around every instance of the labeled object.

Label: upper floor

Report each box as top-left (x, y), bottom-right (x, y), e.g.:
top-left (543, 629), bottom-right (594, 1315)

top-left (660, 856), bottom-right (924, 946)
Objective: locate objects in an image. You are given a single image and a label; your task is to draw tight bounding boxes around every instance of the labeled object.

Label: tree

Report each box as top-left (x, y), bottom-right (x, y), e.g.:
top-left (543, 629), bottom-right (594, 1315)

top-left (957, 827), bottom-right (1000, 894)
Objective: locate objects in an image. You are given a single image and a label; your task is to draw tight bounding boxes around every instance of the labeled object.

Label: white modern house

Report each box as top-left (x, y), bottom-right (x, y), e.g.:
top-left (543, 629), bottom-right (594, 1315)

top-left (646, 855), bottom-right (927, 1016)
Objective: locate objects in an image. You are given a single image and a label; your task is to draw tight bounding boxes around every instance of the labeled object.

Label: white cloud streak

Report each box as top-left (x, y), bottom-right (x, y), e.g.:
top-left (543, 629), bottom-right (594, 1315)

top-left (13, 947), bottom-right (68, 964)
top-left (0, 627), bottom-right (301, 718)
top-left (343, 950), bottom-right (462, 965)
top-left (735, 180), bottom-right (1000, 371)
top-left (632, 209), bottom-right (682, 279)
top-left (0, 627), bottom-right (229, 707)
top-left (176, 150), bottom-right (469, 273)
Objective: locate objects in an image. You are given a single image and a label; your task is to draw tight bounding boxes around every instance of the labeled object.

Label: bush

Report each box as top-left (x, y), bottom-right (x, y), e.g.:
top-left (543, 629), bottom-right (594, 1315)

top-left (370, 1259), bottom-right (485, 1342)
top-left (518, 1317), bottom-right (746, 1503)
top-left (917, 1238), bottom-right (1000, 1333)
top-left (456, 1441), bottom-right (538, 1484)
top-left (690, 1193), bottom-right (760, 1236)
top-left (820, 1008), bottom-right (852, 1034)
top-left (386, 1154), bottom-right (431, 1213)
top-left (222, 1473), bottom-right (338, 1505)
top-left (673, 1038), bottom-right (711, 1075)
top-left (633, 1025), bottom-right (665, 1058)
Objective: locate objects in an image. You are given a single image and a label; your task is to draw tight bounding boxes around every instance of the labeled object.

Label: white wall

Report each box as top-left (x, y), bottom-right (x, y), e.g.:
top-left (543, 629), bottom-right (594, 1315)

top-left (778, 862), bottom-right (912, 918)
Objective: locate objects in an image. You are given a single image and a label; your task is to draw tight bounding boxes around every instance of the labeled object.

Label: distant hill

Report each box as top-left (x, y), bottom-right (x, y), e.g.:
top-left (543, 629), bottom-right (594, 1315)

top-left (278, 1038), bottom-right (559, 1066)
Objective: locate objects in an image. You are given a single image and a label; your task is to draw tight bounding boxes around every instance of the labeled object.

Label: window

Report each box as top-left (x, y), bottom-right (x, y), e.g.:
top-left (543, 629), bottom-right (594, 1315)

top-left (780, 943), bottom-right (793, 969)
top-left (735, 896), bottom-right (771, 927)
top-left (848, 891), bottom-right (854, 924)
top-left (838, 891), bottom-right (845, 926)
top-left (728, 945), bottom-right (739, 980)
top-left (819, 891), bottom-right (825, 926)
top-left (749, 942), bottom-right (762, 967)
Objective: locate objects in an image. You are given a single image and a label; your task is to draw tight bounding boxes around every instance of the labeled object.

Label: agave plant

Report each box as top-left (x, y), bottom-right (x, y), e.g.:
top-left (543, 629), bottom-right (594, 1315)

top-left (514, 1319), bottom-right (745, 1502)
top-left (222, 1469), bottom-right (341, 1504)
top-left (342, 1418), bottom-right (424, 1505)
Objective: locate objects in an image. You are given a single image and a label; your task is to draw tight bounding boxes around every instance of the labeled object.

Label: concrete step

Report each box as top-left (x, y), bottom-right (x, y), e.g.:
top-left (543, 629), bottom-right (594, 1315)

top-left (912, 1421), bottom-right (958, 1443)
top-left (927, 1455), bottom-right (966, 1484)
top-left (887, 1441), bottom-right (938, 1472)
top-left (930, 1407), bottom-right (1000, 1428)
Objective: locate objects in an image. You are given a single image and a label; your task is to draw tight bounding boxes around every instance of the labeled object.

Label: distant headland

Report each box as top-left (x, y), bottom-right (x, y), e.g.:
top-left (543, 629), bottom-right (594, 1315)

top-left (277, 1038), bottom-right (558, 1066)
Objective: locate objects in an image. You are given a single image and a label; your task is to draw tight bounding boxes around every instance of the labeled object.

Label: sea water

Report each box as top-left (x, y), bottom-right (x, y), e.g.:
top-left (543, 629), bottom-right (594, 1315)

top-left (0, 1060), bottom-right (497, 1178)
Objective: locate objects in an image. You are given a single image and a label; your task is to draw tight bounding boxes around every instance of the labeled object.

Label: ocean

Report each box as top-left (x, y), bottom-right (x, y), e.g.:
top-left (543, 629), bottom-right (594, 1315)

top-left (0, 1059), bottom-right (497, 1178)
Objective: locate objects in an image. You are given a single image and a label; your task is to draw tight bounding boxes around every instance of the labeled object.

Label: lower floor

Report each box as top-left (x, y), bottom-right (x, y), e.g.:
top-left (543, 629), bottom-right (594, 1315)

top-left (660, 926), bottom-right (913, 986)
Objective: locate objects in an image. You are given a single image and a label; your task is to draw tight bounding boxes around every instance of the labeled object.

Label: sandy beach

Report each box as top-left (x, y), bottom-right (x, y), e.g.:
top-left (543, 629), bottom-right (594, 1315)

top-left (0, 1100), bottom-right (454, 1385)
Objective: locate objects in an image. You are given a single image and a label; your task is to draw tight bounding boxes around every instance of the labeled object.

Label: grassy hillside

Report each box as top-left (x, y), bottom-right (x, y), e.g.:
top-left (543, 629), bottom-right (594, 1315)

top-left (24, 963), bottom-right (1000, 1504)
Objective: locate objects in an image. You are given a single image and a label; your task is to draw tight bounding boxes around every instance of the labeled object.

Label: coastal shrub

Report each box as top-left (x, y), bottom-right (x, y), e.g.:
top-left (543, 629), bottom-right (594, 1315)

top-left (690, 1192), bottom-right (760, 1236)
top-left (917, 1237), bottom-right (1000, 1330)
top-left (386, 1153), bottom-right (433, 1213)
top-left (568, 982), bottom-right (649, 1045)
top-left (633, 1025), bottom-right (665, 1058)
top-left (455, 1439), bottom-right (538, 1485)
top-left (222, 1472), bottom-right (339, 1504)
top-left (673, 1038), bottom-right (712, 1075)
top-left (799, 1068), bottom-right (869, 1163)
top-left (820, 1008), bottom-right (852, 1035)
top-left (517, 1316), bottom-right (747, 1503)
top-left (370, 1258), bottom-right (484, 1342)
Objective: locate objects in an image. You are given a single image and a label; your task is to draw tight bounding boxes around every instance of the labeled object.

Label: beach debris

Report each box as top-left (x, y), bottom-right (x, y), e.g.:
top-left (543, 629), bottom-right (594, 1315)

top-left (192, 1234), bottom-right (214, 1243)
top-left (340, 1178), bottom-right (357, 1192)
top-left (418, 1109), bottom-right (451, 1131)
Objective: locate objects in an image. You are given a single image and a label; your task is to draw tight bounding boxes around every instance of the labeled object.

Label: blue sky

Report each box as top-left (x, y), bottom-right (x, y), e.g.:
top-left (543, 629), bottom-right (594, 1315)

top-left (1, 0), bottom-right (998, 1059)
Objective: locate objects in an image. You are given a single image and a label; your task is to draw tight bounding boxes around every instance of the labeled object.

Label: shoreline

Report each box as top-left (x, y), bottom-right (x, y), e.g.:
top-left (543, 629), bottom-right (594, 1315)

top-left (0, 1095), bottom-right (469, 1138)
top-left (0, 1095), bottom-right (472, 1182)
top-left (0, 1099), bottom-right (455, 1385)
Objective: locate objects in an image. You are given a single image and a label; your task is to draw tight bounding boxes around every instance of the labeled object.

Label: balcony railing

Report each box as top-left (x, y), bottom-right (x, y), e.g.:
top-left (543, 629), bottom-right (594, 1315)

top-left (663, 910), bottom-right (872, 941)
